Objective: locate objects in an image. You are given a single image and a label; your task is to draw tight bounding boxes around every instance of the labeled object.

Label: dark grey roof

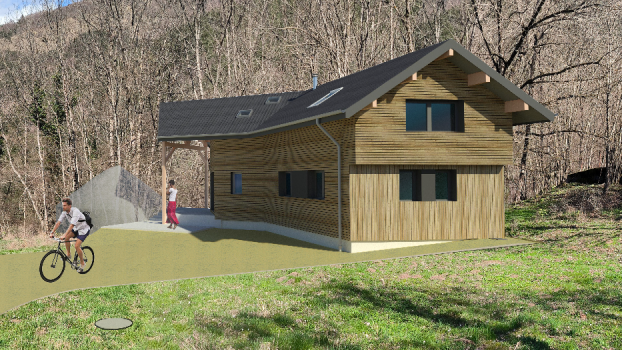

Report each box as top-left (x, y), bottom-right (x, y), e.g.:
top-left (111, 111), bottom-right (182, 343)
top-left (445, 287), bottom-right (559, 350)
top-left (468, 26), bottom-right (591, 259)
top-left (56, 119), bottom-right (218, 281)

top-left (158, 39), bottom-right (556, 141)
top-left (158, 91), bottom-right (305, 137)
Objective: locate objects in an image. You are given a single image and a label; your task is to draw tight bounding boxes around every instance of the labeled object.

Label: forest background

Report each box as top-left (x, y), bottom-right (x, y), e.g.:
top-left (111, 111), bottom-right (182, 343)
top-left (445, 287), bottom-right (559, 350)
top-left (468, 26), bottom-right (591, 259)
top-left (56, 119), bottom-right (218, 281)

top-left (0, 0), bottom-right (620, 235)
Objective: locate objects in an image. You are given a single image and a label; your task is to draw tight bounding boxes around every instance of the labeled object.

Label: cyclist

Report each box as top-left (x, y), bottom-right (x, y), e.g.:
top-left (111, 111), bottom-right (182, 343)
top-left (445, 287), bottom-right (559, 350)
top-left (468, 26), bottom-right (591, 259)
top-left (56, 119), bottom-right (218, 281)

top-left (49, 198), bottom-right (90, 273)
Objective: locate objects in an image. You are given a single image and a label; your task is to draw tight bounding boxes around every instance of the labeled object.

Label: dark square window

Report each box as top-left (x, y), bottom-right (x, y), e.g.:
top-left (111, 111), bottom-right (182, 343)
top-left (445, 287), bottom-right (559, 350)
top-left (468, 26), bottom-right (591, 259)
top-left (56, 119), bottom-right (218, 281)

top-left (399, 170), bottom-right (414, 200)
top-left (406, 100), bottom-right (464, 132)
top-left (406, 102), bottom-right (427, 131)
top-left (285, 172), bottom-right (291, 196)
top-left (431, 103), bottom-right (455, 131)
top-left (315, 171), bottom-right (324, 199)
top-left (400, 169), bottom-right (456, 201)
top-left (279, 170), bottom-right (324, 199)
top-left (435, 170), bottom-right (450, 200)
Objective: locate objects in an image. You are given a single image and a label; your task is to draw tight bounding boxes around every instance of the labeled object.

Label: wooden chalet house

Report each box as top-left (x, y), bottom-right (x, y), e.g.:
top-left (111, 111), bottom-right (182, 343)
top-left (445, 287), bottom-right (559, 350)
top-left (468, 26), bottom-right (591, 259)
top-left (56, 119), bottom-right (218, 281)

top-left (157, 39), bottom-right (556, 253)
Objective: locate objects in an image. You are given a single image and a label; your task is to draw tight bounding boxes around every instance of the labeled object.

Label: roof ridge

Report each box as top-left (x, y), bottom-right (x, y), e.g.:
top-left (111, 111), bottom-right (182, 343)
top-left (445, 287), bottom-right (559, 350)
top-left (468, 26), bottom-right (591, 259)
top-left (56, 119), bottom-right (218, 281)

top-left (161, 90), bottom-right (304, 105)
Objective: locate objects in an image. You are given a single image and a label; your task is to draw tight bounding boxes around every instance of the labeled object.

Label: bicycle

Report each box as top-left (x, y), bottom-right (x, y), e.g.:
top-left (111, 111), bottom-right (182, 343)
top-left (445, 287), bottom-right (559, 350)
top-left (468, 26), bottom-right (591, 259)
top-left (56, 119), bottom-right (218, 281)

top-left (39, 237), bottom-right (95, 283)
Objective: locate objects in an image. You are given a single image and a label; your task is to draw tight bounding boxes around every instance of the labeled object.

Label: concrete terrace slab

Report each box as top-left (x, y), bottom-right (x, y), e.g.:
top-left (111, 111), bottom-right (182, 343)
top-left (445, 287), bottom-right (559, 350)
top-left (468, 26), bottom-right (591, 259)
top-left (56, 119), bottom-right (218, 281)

top-left (102, 207), bottom-right (221, 233)
top-left (0, 226), bottom-right (540, 316)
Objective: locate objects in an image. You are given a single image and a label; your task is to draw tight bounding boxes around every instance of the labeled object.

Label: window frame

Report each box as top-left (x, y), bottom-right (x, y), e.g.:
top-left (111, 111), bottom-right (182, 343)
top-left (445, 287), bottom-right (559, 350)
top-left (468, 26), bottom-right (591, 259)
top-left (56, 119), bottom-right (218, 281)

top-left (405, 100), bottom-right (464, 132)
top-left (231, 172), bottom-right (242, 194)
top-left (278, 170), bottom-right (324, 200)
top-left (236, 109), bottom-right (253, 118)
top-left (307, 87), bottom-right (343, 108)
top-left (399, 169), bottom-right (457, 202)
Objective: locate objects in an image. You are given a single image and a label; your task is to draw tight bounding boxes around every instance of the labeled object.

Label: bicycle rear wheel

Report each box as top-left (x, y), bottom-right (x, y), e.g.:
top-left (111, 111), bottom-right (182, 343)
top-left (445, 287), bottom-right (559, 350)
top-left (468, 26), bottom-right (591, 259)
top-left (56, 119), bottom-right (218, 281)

top-left (79, 246), bottom-right (94, 274)
top-left (40, 250), bottom-right (66, 283)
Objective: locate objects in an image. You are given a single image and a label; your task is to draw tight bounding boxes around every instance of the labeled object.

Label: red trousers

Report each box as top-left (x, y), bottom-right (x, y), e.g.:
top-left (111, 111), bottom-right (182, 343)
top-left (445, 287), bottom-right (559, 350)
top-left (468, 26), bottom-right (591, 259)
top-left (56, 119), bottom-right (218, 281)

top-left (166, 201), bottom-right (179, 225)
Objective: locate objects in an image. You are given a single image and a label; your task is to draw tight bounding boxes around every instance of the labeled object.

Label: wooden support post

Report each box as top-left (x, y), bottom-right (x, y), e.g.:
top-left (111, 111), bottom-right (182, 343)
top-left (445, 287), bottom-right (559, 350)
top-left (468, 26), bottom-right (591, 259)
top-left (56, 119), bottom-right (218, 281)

top-left (161, 142), bottom-right (167, 225)
top-left (434, 49), bottom-right (454, 61)
top-left (505, 99), bottom-right (529, 113)
top-left (467, 72), bottom-right (490, 86)
top-left (208, 141), bottom-right (210, 209)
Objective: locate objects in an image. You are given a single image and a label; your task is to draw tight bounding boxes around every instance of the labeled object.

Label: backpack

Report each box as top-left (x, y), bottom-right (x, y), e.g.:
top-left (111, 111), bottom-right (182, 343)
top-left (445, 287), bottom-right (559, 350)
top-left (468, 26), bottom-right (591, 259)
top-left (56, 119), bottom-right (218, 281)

top-left (79, 211), bottom-right (94, 229)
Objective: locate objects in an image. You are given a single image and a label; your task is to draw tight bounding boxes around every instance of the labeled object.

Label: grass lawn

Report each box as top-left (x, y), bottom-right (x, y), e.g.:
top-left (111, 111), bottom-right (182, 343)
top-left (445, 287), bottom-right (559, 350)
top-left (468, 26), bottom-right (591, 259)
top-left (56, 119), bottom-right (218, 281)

top-left (0, 184), bottom-right (621, 349)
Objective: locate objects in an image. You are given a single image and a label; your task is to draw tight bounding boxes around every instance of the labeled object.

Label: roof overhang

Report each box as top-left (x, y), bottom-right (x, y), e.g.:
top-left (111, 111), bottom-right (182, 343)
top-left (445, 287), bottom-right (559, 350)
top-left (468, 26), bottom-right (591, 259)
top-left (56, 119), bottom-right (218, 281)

top-left (157, 110), bottom-right (345, 141)
top-left (344, 39), bottom-right (556, 126)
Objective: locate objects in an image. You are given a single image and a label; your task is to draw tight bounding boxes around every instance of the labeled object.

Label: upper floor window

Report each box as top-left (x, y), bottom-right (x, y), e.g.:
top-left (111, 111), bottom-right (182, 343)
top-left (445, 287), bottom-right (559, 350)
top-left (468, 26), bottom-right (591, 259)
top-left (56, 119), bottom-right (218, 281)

top-left (406, 100), bottom-right (464, 132)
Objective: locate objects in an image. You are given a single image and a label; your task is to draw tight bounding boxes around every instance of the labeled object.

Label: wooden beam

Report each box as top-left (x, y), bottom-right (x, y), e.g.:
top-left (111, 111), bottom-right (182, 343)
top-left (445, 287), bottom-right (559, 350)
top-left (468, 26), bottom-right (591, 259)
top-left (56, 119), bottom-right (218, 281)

top-left (165, 141), bottom-right (206, 152)
top-left (400, 73), bottom-right (417, 84)
top-left (505, 99), bottom-right (529, 113)
top-left (468, 72), bottom-right (490, 86)
top-left (165, 148), bottom-right (176, 163)
top-left (161, 143), bottom-right (167, 225)
top-left (434, 49), bottom-right (454, 61)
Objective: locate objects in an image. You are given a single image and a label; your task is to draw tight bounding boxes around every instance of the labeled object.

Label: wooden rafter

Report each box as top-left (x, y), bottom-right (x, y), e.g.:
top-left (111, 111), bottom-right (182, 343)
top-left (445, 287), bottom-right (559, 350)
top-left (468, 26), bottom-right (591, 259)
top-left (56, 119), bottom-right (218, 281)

top-left (362, 99), bottom-right (378, 110)
top-left (505, 99), bottom-right (529, 113)
top-left (400, 73), bottom-right (417, 84)
top-left (468, 72), bottom-right (490, 86)
top-left (434, 49), bottom-right (454, 61)
top-left (164, 141), bottom-right (206, 152)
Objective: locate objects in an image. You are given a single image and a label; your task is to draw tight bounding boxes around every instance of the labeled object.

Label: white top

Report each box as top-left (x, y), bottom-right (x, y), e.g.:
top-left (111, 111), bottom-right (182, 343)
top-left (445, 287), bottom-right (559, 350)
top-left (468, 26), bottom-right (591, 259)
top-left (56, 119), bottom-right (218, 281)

top-left (57, 207), bottom-right (90, 235)
top-left (169, 188), bottom-right (177, 202)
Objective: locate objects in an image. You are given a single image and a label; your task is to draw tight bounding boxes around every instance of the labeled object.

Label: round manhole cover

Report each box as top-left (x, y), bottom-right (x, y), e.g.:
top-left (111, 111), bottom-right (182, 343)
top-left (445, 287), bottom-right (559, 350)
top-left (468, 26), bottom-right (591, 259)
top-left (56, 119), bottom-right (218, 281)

top-left (95, 318), bottom-right (133, 330)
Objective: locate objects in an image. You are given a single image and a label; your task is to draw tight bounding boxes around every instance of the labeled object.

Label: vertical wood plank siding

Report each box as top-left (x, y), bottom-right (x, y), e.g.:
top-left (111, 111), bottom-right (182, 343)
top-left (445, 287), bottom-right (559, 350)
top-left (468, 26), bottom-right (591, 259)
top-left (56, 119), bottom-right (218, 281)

top-left (211, 118), bottom-right (356, 241)
top-left (354, 60), bottom-right (513, 165)
top-left (349, 165), bottom-right (505, 241)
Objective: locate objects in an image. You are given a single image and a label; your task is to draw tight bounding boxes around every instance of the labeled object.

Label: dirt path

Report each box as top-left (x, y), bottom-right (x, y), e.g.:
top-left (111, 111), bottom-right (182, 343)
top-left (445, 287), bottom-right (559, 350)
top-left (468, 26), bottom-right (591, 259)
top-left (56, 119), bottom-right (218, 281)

top-left (0, 228), bottom-right (537, 315)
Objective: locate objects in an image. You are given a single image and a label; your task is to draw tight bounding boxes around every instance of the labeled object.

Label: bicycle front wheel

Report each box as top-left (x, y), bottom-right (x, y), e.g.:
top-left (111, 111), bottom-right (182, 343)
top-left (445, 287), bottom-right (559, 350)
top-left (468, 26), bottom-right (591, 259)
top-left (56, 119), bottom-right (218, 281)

top-left (39, 250), bottom-right (66, 283)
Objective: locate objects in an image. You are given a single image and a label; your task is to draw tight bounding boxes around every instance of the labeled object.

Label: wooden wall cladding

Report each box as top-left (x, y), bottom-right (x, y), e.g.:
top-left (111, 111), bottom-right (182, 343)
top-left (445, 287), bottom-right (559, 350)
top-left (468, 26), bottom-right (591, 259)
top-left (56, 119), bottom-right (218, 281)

top-left (354, 59), bottom-right (513, 165)
top-left (211, 118), bottom-right (356, 241)
top-left (349, 165), bottom-right (505, 241)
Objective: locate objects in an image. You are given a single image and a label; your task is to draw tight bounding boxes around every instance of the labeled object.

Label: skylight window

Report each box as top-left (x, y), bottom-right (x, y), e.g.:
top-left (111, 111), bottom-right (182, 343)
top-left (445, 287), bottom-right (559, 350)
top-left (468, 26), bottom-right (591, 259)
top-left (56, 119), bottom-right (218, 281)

top-left (266, 96), bottom-right (281, 104)
top-left (307, 87), bottom-right (343, 108)
top-left (236, 109), bottom-right (253, 118)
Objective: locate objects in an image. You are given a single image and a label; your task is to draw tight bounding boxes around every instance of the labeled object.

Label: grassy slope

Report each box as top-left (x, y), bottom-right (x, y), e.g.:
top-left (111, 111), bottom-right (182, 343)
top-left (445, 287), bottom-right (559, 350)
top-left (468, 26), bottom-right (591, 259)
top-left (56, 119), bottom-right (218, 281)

top-left (0, 184), bottom-right (621, 350)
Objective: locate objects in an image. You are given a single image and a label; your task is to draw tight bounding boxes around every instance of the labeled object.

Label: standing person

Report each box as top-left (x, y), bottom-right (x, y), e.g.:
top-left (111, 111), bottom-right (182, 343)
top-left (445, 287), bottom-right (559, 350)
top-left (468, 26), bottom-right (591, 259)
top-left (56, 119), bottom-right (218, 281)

top-left (167, 180), bottom-right (179, 229)
top-left (49, 198), bottom-right (91, 273)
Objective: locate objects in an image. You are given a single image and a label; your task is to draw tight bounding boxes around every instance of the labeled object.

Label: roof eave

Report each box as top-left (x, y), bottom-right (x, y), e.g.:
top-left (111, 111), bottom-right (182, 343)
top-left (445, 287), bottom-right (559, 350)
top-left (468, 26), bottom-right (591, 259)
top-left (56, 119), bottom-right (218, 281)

top-left (157, 109), bottom-right (345, 141)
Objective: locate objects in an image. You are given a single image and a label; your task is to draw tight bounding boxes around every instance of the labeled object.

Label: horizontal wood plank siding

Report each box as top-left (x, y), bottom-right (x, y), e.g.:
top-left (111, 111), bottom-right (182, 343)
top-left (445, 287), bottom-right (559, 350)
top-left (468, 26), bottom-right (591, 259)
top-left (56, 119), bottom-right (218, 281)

top-left (350, 165), bottom-right (505, 241)
top-left (211, 118), bottom-right (355, 241)
top-left (354, 59), bottom-right (513, 165)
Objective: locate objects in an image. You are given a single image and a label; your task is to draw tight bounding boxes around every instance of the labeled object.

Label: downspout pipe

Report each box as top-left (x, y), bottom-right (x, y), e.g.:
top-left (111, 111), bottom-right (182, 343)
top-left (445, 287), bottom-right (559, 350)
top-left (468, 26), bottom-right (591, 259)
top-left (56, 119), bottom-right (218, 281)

top-left (316, 118), bottom-right (342, 252)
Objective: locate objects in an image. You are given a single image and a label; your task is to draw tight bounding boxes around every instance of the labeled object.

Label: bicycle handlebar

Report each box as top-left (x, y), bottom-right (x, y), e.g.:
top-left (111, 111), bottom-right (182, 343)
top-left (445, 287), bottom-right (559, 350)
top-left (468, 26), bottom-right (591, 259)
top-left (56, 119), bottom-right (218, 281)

top-left (51, 237), bottom-right (77, 243)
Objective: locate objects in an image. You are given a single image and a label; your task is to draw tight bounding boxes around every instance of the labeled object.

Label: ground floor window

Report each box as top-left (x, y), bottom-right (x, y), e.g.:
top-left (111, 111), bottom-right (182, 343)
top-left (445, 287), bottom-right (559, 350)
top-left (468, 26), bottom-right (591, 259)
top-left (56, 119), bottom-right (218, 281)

top-left (399, 169), bottom-right (457, 201)
top-left (279, 170), bottom-right (324, 199)
top-left (231, 172), bottom-right (242, 194)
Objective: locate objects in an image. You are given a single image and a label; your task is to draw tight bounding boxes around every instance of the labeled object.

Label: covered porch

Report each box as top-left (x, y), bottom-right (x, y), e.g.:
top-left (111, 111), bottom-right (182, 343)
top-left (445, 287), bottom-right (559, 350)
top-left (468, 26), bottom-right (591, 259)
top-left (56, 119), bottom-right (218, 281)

top-left (160, 140), bottom-right (213, 226)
